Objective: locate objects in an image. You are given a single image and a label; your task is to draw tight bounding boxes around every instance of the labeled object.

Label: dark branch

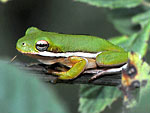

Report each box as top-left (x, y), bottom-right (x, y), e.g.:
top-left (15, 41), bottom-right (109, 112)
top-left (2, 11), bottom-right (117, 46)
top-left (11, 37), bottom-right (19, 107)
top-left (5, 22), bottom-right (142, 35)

top-left (15, 62), bottom-right (121, 86)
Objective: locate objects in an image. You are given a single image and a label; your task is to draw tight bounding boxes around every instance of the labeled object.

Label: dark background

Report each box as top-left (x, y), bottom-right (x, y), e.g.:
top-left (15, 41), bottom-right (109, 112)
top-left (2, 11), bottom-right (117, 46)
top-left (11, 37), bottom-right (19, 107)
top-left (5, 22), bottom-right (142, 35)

top-left (0, 0), bottom-right (120, 112)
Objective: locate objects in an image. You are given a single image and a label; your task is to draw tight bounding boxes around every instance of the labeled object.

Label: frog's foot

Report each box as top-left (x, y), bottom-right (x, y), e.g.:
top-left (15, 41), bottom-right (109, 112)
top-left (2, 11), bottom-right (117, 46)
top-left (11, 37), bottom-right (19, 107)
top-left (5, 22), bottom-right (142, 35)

top-left (52, 57), bottom-right (88, 80)
top-left (89, 71), bottom-right (106, 81)
top-left (54, 66), bottom-right (69, 72)
top-left (52, 72), bottom-right (74, 80)
top-left (45, 64), bottom-right (69, 74)
top-left (45, 68), bottom-right (56, 74)
top-left (25, 63), bottom-right (41, 67)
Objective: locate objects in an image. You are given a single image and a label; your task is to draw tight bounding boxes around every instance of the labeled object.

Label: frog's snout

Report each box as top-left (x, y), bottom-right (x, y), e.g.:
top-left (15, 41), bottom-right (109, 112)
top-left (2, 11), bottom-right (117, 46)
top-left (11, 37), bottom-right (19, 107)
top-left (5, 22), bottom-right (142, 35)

top-left (16, 39), bottom-right (26, 53)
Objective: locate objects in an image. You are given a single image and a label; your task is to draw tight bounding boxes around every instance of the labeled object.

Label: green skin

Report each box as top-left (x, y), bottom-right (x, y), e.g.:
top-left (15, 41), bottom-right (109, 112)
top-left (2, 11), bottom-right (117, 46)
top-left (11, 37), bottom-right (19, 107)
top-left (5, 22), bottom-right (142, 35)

top-left (16, 27), bottom-right (128, 80)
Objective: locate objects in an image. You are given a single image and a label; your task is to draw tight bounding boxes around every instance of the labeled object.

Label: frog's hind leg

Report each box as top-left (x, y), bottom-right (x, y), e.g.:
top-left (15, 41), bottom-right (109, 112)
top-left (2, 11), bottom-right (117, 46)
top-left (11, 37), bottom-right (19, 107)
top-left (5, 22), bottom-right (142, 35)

top-left (89, 63), bottom-right (128, 81)
top-left (96, 51), bottom-right (128, 67)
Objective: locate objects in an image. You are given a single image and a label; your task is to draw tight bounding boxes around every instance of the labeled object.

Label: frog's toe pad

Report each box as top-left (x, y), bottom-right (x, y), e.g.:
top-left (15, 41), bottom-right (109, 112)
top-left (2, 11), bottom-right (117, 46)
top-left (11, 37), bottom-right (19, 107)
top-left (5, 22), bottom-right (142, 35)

top-left (53, 72), bottom-right (74, 80)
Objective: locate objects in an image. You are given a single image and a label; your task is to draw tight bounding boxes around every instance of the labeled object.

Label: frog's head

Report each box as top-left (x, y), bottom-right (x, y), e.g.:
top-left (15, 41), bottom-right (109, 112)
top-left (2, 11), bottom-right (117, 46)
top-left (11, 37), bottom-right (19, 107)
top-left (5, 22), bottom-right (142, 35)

top-left (16, 27), bottom-right (61, 55)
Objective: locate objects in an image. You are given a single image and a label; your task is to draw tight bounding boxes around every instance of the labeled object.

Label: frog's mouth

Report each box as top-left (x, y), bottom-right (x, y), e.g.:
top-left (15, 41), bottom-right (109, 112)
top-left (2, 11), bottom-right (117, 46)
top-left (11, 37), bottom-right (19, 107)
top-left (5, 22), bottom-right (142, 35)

top-left (16, 49), bottom-right (55, 60)
top-left (16, 49), bottom-right (40, 58)
top-left (16, 48), bottom-right (39, 55)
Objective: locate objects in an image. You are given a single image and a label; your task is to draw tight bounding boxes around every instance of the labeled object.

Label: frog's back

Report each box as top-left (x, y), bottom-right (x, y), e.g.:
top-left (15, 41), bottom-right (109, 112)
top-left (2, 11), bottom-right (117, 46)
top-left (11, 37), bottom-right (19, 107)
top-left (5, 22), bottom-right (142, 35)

top-left (46, 32), bottom-right (124, 53)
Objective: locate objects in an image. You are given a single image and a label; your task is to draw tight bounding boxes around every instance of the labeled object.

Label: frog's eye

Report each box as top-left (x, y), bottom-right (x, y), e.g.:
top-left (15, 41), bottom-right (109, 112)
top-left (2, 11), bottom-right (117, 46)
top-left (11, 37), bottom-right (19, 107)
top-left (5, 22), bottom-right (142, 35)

top-left (36, 40), bottom-right (49, 52)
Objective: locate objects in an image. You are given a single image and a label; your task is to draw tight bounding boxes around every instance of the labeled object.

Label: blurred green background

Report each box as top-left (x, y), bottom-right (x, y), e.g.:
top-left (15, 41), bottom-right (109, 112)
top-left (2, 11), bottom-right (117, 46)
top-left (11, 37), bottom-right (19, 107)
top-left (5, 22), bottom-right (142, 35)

top-left (0, 0), bottom-right (120, 112)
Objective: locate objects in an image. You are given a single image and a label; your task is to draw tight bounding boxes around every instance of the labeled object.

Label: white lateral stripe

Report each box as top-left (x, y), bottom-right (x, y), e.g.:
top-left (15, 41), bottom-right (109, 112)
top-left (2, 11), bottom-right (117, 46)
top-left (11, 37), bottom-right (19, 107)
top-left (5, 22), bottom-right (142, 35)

top-left (38, 51), bottom-right (101, 58)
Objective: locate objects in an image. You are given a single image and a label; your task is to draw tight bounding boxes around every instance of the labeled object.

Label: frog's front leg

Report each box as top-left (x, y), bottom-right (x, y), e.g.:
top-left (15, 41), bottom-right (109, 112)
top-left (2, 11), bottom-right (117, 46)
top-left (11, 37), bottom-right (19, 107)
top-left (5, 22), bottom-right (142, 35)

top-left (96, 51), bottom-right (128, 67)
top-left (53, 57), bottom-right (88, 80)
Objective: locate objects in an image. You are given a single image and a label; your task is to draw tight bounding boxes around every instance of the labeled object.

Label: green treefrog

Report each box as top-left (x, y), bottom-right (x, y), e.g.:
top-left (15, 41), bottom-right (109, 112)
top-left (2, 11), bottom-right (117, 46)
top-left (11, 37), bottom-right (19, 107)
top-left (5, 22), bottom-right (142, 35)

top-left (16, 27), bottom-right (128, 80)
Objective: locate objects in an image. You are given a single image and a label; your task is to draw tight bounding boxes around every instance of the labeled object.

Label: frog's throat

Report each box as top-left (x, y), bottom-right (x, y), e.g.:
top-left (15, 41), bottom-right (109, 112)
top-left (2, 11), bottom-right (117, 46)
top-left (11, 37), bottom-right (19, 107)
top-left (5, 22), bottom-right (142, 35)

top-left (38, 51), bottom-right (102, 58)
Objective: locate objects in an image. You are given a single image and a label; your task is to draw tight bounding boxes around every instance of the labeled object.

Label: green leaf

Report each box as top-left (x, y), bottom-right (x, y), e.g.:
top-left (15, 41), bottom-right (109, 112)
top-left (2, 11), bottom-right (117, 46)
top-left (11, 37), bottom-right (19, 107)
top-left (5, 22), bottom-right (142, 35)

top-left (109, 35), bottom-right (128, 45)
top-left (127, 22), bottom-right (150, 56)
top-left (128, 81), bottom-right (150, 113)
top-left (0, 60), bottom-right (70, 113)
top-left (110, 20), bottom-right (150, 57)
top-left (132, 10), bottom-right (150, 28)
top-left (79, 85), bottom-right (121, 113)
top-left (75, 0), bottom-right (142, 9)
top-left (107, 8), bottom-right (144, 35)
